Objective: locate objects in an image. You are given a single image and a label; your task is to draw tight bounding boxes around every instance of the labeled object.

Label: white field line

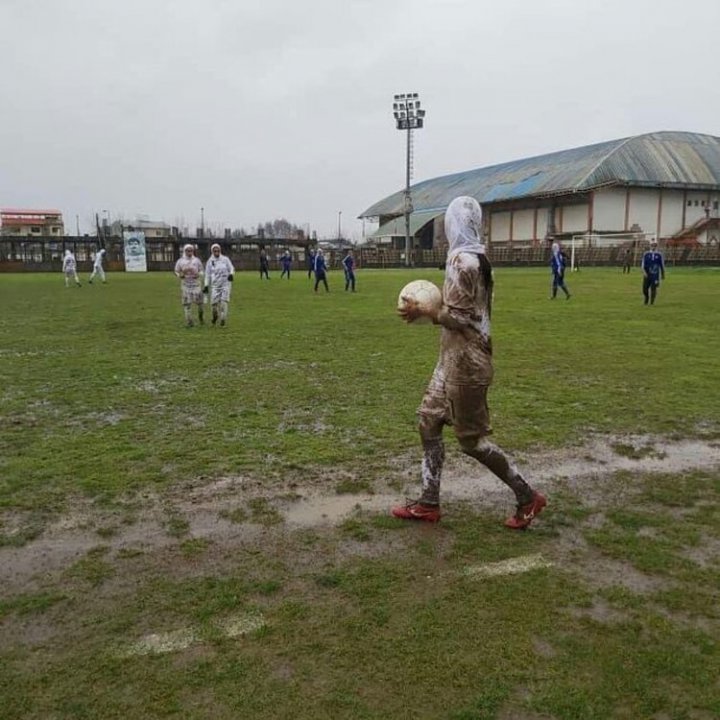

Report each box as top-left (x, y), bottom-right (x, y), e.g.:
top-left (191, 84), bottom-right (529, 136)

top-left (119, 556), bottom-right (548, 657)
top-left (463, 553), bottom-right (553, 579)
top-left (118, 612), bottom-right (265, 658)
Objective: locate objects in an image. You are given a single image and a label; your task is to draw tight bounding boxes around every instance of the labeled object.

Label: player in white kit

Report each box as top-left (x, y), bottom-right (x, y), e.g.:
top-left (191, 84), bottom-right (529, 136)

top-left (62, 249), bottom-right (81, 287)
top-left (89, 248), bottom-right (107, 283)
top-left (174, 244), bottom-right (205, 327)
top-left (203, 243), bottom-right (235, 327)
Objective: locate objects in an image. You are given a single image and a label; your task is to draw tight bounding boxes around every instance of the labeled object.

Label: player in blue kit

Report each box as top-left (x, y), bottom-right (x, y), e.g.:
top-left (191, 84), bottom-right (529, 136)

top-left (550, 242), bottom-right (571, 299)
top-left (641, 238), bottom-right (665, 305)
top-left (342, 248), bottom-right (356, 292)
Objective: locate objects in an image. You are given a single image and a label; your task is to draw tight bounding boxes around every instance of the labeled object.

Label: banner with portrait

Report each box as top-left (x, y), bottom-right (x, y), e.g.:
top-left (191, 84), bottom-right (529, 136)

top-left (123, 231), bottom-right (147, 272)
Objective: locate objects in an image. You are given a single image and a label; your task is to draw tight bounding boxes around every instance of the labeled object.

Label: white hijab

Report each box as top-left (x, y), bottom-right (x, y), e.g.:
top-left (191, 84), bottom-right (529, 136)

top-left (445, 196), bottom-right (486, 263)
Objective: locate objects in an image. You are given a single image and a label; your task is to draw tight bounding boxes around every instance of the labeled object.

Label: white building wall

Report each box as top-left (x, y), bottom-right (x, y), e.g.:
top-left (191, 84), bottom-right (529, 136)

top-left (685, 191), bottom-right (712, 226)
top-left (490, 211), bottom-right (511, 242)
top-left (659, 190), bottom-right (684, 237)
top-left (561, 203), bottom-right (589, 233)
top-left (592, 188), bottom-right (626, 231)
top-left (627, 189), bottom-right (660, 237)
top-left (512, 209), bottom-right (534, 241)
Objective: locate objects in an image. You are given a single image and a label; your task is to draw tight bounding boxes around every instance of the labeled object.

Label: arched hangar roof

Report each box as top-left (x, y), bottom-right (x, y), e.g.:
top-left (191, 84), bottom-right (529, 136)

top-left (360, 131), bottom-right (720, 219)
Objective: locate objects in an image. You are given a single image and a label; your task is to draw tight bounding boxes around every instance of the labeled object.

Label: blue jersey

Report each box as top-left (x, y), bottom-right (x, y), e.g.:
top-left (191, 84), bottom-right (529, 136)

top-left (550, 252), bottom-right (565, 276)
top-left (342, 254), bottom-right (354, 273)
top-left (642, 251), bottom-right (665, 279)
top-left (314, 255), bottom-right (327, 276)
top-left (281, 254), bottom-right (291, 269)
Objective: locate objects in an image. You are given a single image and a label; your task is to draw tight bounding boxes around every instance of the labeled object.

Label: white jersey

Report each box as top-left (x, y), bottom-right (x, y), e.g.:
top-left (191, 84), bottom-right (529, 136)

top-left (93, 249), bottom-right (106, 268)
top-left (62, 254), bottom-right (77, 273)
top-left (175, 256), bottom-right (204, 288)
top-left (204, 255), bottom-right (234, 287)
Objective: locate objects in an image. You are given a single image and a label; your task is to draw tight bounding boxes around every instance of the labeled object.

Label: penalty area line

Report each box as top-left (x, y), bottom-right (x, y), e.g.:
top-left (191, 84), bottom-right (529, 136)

top-left (117, 612), bottom-right (266, 658)
top-left (463, 553), bottom-right (553, 579)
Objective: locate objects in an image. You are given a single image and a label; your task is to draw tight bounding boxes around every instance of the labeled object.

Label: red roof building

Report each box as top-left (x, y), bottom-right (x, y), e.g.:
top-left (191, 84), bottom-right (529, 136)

top-left (0, 209), bottom-right (64, 236)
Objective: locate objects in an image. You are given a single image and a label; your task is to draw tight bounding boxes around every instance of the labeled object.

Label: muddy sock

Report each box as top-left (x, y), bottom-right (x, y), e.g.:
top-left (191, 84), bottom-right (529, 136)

top-left (464, 442), bottom-right (534, 505)
top-left (419, 438), bottom-right (445, 506)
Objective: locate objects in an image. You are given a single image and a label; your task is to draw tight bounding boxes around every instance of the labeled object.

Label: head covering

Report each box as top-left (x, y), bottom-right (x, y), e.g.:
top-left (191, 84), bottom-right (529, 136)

top-left (211, 243), bottom-right (221, 252)
top-left (444, 196), bottom-right (485, 262)
top-left (551, 242), bottom-right (560, 254)
top-left (183, 243), bottom-right (194, 253)
top-left (64, 249), bottom-right (72, 256)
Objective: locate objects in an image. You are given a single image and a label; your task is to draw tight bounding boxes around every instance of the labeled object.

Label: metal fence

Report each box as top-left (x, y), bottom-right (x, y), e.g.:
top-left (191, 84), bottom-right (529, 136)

top-left (1, 236), bottom-right (719, 272)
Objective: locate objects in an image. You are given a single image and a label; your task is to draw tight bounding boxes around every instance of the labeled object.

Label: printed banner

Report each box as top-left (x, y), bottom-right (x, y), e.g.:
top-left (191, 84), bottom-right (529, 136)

top-left (123, 231), bottom-right (147, 272)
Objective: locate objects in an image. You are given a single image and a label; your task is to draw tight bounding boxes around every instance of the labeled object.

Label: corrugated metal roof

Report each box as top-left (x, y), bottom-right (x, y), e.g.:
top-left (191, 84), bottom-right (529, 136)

top-left (370, 209), bottom-right (444, 238)
top-left (360, 131), bottom-right (720, 218)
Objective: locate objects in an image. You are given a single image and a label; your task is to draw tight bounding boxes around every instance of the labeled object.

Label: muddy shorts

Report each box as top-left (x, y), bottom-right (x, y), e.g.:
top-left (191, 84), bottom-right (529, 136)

top-left (210, 283), bottom-right (231, 304)
top-left (417, 366), bottom-right (492, 440)
top-left (181, 286), bottom-right (203, 305)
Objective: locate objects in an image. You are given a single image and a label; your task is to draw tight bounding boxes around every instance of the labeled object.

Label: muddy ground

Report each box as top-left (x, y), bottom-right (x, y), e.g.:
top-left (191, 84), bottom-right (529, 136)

top-left (2, 432), bottom-right (719, 598)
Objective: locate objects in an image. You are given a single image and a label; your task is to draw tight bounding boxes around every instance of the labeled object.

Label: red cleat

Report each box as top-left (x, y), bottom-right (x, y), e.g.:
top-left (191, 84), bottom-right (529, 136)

top-left (504, 491), bottom-right (547, 530)
top-left (391, 501), bottom-right (441, 523)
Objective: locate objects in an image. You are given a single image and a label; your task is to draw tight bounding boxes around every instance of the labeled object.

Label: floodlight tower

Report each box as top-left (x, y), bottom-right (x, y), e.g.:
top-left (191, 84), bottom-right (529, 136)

top-left (392, 92), bottom-right (426, 267)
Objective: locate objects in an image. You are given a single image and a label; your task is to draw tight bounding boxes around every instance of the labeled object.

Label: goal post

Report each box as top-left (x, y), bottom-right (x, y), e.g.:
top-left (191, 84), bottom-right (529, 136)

top-left (569, 232), bottom-right (655, 270)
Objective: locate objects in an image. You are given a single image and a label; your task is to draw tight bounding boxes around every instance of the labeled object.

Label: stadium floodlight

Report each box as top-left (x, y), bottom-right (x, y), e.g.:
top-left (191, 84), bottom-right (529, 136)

top-left (392, 92), bottom-right (426, 266)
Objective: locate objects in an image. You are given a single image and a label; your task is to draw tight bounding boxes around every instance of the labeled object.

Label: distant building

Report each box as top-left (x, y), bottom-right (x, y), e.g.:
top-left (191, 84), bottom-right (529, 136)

top-left (0, 208), bottom-right (64, 237)
top-left (361, 131), bottom-right (720, 249)
top-left (108, 219), bottom-right (173, 238)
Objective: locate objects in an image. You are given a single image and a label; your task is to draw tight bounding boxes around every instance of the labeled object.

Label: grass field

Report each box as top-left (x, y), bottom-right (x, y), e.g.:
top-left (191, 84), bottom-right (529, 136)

top-left (1, 267), bottom-right (719, 719)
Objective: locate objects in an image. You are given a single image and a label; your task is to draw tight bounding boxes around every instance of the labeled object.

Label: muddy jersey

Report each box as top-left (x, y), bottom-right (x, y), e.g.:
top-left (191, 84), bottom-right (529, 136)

top-left (175, 256), bottom-right (204, 289)
top-left (205, 255), bottom-right (234, 286)
top-left (435, 251), bottom-right (493, 386)
top-left (62, 254), bottom-right (77, 273)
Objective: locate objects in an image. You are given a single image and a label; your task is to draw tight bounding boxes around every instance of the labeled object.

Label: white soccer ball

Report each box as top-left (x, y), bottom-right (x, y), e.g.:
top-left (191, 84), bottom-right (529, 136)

top-left (397, 279), bottom-right (442, 323)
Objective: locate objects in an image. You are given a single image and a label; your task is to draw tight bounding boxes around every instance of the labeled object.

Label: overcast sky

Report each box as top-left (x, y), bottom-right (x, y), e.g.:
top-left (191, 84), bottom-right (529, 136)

top-left (2, 0), bottom-right (719, 240)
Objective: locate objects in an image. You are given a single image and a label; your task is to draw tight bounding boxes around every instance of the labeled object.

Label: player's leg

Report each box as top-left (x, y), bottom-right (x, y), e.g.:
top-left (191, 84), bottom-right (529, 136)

top-left (392, 369), bottom-right (447, 522)
top-left (183, 302), bottom-right (193, 326)
top-left (74, 270), bottom-right (81, 286)
top-left (642, 277), bottom-right (650, 304)
top-left (196, 293), bottom-right (204, 324)
top-left (650, 280), bottom-right (658, 305)
top-left (210, 285), bottom-right (220, 324)
top-left (99, 267), bottom-right (106, 283)
top-left (551, 275), bottom-right (558, 298)
top-left (64, 273), bottom-right (70, 288)
top-left (561, 277), bottom-right (570, 299)
top-left (350, 272), bottom-right (356, 292)
top-left (451, 384), bottom-right (545, 528)
top-left (323, 276), bottom-right (329, 292)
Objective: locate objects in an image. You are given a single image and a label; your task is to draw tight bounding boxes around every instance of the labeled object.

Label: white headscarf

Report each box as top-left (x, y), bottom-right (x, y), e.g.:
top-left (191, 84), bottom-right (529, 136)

top-left (183, 243), bottom-right (194, 253)
top-left (211, 243), bottom-right (221, 252)
top-left (445, 196), bottom-right (485, 262)
top-left (551, 242), bottom-right (560, 255)
top-left (64, 249), bottom-right (72, 256)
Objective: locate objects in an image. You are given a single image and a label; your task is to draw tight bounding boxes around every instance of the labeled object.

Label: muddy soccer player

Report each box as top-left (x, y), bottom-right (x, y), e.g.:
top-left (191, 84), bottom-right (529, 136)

top-left (88, 247), bottom-right (107, 284)
top-left (393, 195), bottom-right (547, 529)
top-left (203, 243), bottom-right (235, 326)
top-left (62, 249), bottom-right (81, 287)
top-left (174, 243), bottom-right (205, 327)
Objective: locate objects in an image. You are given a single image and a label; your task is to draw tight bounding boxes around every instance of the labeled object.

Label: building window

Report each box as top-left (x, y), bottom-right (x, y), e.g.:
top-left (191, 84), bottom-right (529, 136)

top-left (714, 201), bottom-right (719, 210)
top-left (701, 200), bottom-right (705, 207)
top-left (687, 200), bottom-right (692, 206)
top-left (31, 226), bottom-right (41, 233)
top-left (694, 200), bottom-right (699, 206)
top-left (52, 227), bottom-right (59, 234)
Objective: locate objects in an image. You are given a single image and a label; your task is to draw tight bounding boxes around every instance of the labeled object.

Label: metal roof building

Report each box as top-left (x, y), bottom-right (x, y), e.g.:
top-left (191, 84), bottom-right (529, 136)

top-left (361, 131), bottom-right (720, 248)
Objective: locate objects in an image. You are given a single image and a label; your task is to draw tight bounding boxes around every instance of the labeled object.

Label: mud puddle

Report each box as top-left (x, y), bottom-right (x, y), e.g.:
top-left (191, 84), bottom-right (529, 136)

top-left (1, 433), bottom-right (719, 590)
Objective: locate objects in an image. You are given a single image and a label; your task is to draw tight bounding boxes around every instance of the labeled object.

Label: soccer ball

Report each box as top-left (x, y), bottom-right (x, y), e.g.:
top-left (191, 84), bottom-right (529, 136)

top-left (397, 280), bottom-right (442, 323)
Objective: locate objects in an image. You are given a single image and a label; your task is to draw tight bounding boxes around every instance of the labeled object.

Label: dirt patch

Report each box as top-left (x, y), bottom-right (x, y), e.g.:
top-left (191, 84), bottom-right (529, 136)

top-left (1, 433), bottom-right (719, 594)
